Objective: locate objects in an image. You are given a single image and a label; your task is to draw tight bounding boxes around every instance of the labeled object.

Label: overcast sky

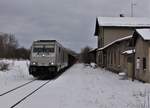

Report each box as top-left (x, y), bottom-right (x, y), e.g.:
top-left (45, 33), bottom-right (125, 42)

top-left (0, 0), bottom-right (149, 52)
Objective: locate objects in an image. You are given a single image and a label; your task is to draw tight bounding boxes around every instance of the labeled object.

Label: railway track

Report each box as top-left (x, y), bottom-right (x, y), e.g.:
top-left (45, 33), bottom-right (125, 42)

top-left (0, 79), bottom-right (36, 96)
top-left (0, 80), bottom-right (52, 108)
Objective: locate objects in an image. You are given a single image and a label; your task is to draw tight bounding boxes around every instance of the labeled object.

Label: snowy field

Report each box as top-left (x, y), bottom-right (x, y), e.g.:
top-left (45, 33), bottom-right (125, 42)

top-left (0, 60), bottom-right (150, 108)
top-left (0, 60), bottom-right (34, 94)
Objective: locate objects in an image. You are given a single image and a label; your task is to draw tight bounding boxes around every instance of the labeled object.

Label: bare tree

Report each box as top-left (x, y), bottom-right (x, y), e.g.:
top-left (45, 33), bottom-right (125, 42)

top-left (0, 33), bottom-right (30, 59)
top-left (15, 47), bottom-right (30, 60)
top-left (79, 46), bottom-right (92, 64)
top-left (7, 34), bottom-right (18, 58)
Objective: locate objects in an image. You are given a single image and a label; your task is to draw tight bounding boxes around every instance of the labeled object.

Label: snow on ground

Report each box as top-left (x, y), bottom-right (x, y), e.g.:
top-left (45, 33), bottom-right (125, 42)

top-left (0, 59), bottom-right (34, 93)
top-left (0, 60), bottom-right (150, 108)
top-left (11, 63), bottom-right (150, 108)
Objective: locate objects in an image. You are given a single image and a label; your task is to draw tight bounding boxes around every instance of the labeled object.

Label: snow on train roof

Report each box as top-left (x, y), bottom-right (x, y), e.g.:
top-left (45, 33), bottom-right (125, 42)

top-left (136, 29), bottom-right (150, 40)
top-left (34, 40), bottom-right (56, 42)
top-left (33, 40), bottom-right (65, 48)
top-left (33, 40), bottom-right (57, 44)
top-left (97, 17), bottom-right (150, 27)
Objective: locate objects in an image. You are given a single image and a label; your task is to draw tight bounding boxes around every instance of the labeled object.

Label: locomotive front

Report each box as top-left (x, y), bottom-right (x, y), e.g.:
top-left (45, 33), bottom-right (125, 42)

top-left (29, 40), bottom-right (57, 77)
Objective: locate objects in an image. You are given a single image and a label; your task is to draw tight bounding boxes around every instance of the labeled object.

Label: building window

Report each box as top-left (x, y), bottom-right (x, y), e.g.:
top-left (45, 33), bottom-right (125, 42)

top-left (59, 47), bottom-right (61, 53)
top-left (118, 49), bottom-right (120, 65)
top-left (114, 50), bottom-right (116, 65)
top-left (111, 51), bottom-right (113, 65)
top-left (143, 57), bottom-right (146, 70)
top-left (109, 51), bottom-right (111, 65)
top-left (98, 39), bottom-right (101, 48)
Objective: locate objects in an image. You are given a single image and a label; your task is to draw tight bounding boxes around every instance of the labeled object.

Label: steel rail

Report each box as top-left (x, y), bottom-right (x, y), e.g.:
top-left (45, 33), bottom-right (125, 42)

top-left (0, 79), bottom-right (36, 96)
top-left (10, 80), bottom-right (51, 108)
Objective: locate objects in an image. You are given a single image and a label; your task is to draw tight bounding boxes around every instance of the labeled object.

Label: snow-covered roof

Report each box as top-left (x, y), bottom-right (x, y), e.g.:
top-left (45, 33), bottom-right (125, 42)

top-left (136, 29), bottom-right (150, 40)
top-left (97, 17), bottom-right (150, 27)
top-left (122, 49), bottom-right (135, 54)
top-left (97, 35), bottom-right (132, 51)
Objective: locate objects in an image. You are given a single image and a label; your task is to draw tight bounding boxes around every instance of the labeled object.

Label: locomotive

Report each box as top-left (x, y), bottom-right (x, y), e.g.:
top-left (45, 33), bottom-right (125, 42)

top-left (29, 40), bottom-right (76, 78)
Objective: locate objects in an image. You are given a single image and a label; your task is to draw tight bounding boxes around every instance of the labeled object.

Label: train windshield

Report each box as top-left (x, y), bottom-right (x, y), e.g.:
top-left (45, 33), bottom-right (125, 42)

top-left (33, 47), bottom-right (55, 53)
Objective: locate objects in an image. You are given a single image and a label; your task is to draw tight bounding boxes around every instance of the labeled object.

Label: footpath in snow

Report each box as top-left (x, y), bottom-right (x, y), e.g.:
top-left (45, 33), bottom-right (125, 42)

top-left (12, 63), bottom-right (150, 108)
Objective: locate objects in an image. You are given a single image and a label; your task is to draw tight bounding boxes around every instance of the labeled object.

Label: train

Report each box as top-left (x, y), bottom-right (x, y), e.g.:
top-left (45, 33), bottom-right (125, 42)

top-left (29, 40), bottom-right (76, 78)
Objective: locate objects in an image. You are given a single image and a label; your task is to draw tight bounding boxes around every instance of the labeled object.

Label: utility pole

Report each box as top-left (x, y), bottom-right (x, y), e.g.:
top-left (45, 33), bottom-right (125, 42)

top-left (131, 0), bottom-right (136, 17)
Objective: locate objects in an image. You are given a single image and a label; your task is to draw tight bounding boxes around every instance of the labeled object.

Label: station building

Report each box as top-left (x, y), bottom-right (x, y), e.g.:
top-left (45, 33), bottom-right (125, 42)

top-left (132, 29), bottom-right (150, 82)
top-left (94, 17), bottom-right (150, 82)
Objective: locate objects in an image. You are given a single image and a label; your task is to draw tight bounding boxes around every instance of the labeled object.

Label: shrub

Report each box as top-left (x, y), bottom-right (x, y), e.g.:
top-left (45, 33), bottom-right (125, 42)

top-left (0, 62), bottom-right (9, 71)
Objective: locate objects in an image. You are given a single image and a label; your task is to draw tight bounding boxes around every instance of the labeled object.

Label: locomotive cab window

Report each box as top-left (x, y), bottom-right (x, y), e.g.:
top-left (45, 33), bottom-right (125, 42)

top-left (33, 47), bottom-right (55, 53)
top-left (33, 48), bottom-right (43, 53)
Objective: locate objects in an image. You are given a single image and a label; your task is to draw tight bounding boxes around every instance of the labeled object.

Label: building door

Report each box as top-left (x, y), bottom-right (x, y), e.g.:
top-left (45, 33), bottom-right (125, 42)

top-left (149, 48), bottom-right (150, 72)
top-left (127, 55), bottom-right (134, 77)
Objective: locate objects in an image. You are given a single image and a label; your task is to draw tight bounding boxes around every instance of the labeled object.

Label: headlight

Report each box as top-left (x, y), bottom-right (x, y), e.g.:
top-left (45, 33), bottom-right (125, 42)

top-left (31, 62), bottom-right (37, 65)
top-left (49, 62), bottom-right (54, 65)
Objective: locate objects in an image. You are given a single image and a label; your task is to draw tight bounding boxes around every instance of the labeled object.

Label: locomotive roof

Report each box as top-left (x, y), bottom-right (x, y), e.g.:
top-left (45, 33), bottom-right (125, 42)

top-left (34, 40), bottom-right (57, 42)
top-left (33, 40), bottom-right (63, 47)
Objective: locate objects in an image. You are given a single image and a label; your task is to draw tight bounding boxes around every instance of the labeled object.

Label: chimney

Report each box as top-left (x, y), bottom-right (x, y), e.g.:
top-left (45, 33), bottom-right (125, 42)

top-left (120, 14), bottom-right (124, 17)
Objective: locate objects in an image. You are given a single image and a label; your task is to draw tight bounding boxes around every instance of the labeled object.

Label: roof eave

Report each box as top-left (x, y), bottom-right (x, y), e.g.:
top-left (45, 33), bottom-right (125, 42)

top-left (99, 26), bottom-right (150, 28)
top-left (97, 35), bottom-right (133, 51)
